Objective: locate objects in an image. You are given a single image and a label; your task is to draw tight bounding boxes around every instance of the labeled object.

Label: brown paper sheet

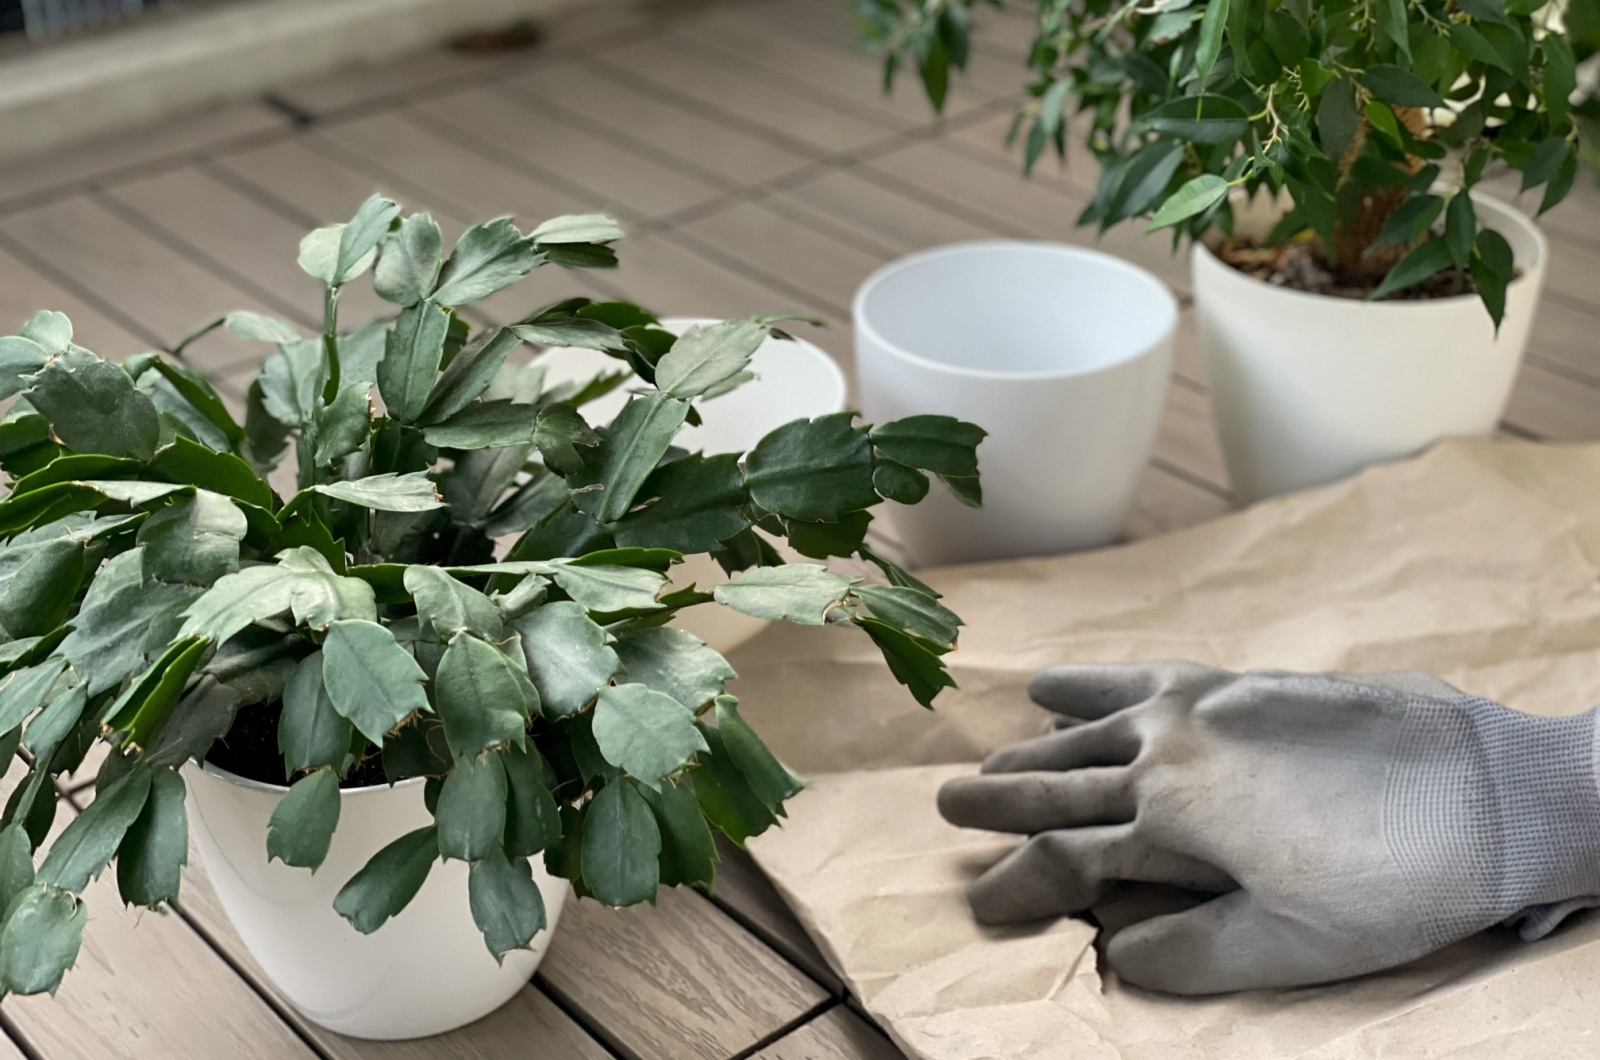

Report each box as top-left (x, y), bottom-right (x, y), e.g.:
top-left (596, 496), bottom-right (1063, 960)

top-left (735, 440), bottom-right (1600, 1058)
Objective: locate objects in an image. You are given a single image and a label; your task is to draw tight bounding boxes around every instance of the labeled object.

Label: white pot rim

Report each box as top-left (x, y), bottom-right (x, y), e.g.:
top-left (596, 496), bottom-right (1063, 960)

top-left (853, 239), bottom-right (1179, 383)
top-left (196, 759), bottom-right (425, 799)
top-left (1192, 190), bottom-right (1547, 312)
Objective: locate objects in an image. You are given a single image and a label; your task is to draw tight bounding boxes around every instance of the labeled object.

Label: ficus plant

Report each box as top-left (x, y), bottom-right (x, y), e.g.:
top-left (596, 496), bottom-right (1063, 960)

top-left (0, 194), bottom-right (985, 996)
top-left (857, 0), bottom-right (1598, 325)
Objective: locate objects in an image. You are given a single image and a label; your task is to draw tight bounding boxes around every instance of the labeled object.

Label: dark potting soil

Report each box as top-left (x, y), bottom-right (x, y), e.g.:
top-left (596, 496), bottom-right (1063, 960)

top-left (1217, 237), bottom-right (1478, 301)
top-left (205, 699), bottom-right (390, 789)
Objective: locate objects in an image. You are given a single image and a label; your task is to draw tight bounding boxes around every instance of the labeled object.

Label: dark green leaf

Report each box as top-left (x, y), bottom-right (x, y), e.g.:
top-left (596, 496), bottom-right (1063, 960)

top-left (310, 471), bottom-right (443, 512)
top-left (268, 767), bottom-right (342, 869)
top-left (37, 766), bottom-right (152, 893)
top-left (713, 695), bottom-right (803, 813)
top-left (1445, 191), bottom-right (1476, 268)
top-left (581, 779), bottom-right (660, 906)
top-left (469, 846), bottom-right (547, 960)
top-left (1370, 237), bottom-right (1455, 300)
top-left (380, 301), bottom-right (451, 423)
top-left (1540, 148), bottom-right (1578, 215)
top-left (1367, 194), bottom-right (1444, 256)
top-left (435, 632), bottom-right (537, 760)
top-left (1522, 137), bottom-right (1571, 191)
top-left (871, 458), bottom-right (929, 505)
top-left (511, 600), bottom-right (618, 716)
top-left (1362, 64), bottom-right (1445, 107)
top-left (322, 619), bottom-right (430, 744)
top-left (502, 744), bottom-right (562, 857)
top-left (1193, 0), bottom-right (1229, 86)
top-left (375, 212), bottom-right (444, 307)
top-left (592, 683), bottom-right (708, 789)
top-left (333, 825), bottom-right (438, 934)
top-left (1106, 141), bottom-right (1186, 223)
top-left (784, 509), bottom-right (872, 560)
top-left (1317, 80), bottom-right (1360, 161)
top-left (23, 683), bottom-right (87, 761)
top-left (1471, 227), bottom-right (1515, 330)
top-left (1142, 95), bottom-right (1249, 144)
top-left (615, 626), bottom-right (734, 712)
top-left (1544, 36), bottom-right (1575, 128)
top-left (405, 566), bottom-right (503, 640)
top-left (856, 615), bottom-right (957, 708)
top-left (0, 338), bottom-right (48, 402)
top-left (854, 584), bottom-right (962, 647)
top-left (640, 778), bottom-right (716, 888)
top-left (421, 399), bottom-right (543, 449)
top-left (0, 536), bottom-right (83, 638)
top-left (101, 636), bottom-right (208, 748)
top-left (0, 658), bottom-right (68, 734)
top-left (136, 490), bottom-right (247, 586)
top-left (179, 546), bottom-right (378, 644)
top-left (436, 752), bottom-right (508, 862)
top-left (0, 884), bottom-right (86, 995)
top-left (869, 415), bottom-right (985, 478)
top-left (744, 412), bottom-right (877, 522)
top-left (0, 825), bottom-right (33, 910)
top-left (569, 393), bottom-right (691, 524)
top-left (24, 347), bottom-right (160, 460)
top-left (279, 651), bottom-right (354, 775)
top-left (691, 722), bottom-right (777, 844)
top-left (609, 453), bottom-right (748, 554)
top-left (432, 218), bottom-right (544, 307)
top-left (418, 328), bottom-right (525, 426)
top-left (59, 552), bottom-right (196, 694)
top-left (148, 436), bottom-right (273, 509)
top-left (1378, 0), bottom-right (1410, 59)
top-left (712, 564), bottom-right (856, 624)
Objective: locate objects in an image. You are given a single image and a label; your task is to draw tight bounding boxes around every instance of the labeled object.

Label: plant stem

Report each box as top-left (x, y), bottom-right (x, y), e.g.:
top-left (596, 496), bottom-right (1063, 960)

top-left (321, 284), bottom-right (342, 404)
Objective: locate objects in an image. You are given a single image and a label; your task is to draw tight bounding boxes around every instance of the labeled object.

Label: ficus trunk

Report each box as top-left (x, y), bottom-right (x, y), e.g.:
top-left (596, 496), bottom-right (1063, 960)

top-left (1326, 106), bottom-right (1429, 278)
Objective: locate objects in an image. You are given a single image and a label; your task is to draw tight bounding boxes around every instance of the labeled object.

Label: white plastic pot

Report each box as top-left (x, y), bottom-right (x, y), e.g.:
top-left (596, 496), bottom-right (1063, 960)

top-left (854, 241), bottom-right (1177, 566)
top-left (183, 762), bottom-right (568, 1040)
top-left (1193, 192), bottom-right (1548, 502)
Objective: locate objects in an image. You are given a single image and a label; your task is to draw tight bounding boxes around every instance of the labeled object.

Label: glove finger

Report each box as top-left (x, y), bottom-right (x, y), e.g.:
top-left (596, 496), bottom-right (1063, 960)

top-left (982, 713), bottom-right (1139, 774)
top-left (939, 768), bottom-right (1134, 834)
top-left (966, 827), bottom-right (1232, 925)
top-left (1106, 892), bottom-right (1324, 994)
top-left (1028, 661), bottom-right (1216, 720)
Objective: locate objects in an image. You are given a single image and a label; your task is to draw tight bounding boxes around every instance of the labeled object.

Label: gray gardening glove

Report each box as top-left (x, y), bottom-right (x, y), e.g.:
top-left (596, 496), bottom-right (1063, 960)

top-left (938, 662), bottom-right (1600, 994)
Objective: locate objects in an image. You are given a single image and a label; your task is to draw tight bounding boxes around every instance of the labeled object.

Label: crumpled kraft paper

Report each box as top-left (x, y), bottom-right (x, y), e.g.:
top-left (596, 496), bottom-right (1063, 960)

top-left (734, 439), bottom-right (1600, 1059)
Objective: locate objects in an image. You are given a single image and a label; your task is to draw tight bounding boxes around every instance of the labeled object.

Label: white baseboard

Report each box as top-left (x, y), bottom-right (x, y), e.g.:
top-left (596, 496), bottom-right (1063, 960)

top-left (0, 0), bottom-right (586, 161)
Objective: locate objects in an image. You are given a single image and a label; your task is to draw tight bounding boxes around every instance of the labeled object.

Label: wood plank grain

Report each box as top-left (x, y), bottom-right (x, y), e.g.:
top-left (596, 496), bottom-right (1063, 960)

top-left (0, 243), bottom-right (151, 357)
top-left (1156, 382), bottom-right (1233, 490)
top-left (776, 169), bottom-right (998, 256)
top-left (587, 41), bottom-right (894, 156)
top-left (502, 62), bottom-right (815, 188)
top-left (752, 1006), bottom-right (904, 1060)
top-left (862, 141), bottom-right (1192, 293)
top-left (176, 849), bottom-right (613, 1060)
top-left (271, 48), bottom-right (534, 119)
top-left (1503, 362), bottom-right (1600, 440)
top-left (707, 838), bottom-right (842, 993)
top-left (1528, 294), bottom-right (1600, 384)
top-left (0, 102), bottom-right (289, 208)
top-left (1125, 464), bottom-right (1236, 540)
top-left (313, 110), bottom-right (594, 226)
top-left (0, 772), bottom-right (318, 1060)
top-left (671, 201), bottom-right (888, 317)
top-left (105, 164), bottom-right (391, 330)
top-left (0, 195), bottom-right (282, 376)
top-left (0, 1029), bottom-right (27, 1060)
top-left (411, 87), bottom-right (724, 221)
top-left (538, 886), bottom-right (829, 1060)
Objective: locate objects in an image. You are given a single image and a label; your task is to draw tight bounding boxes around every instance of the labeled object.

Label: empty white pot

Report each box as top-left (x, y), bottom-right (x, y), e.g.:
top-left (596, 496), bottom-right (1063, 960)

top-left (184, 763), bottom-right (568, 1040)
top-left (1193, 192), bottom-right (1548, 502)
top-left (854, 241), bottom-right (1177, 566)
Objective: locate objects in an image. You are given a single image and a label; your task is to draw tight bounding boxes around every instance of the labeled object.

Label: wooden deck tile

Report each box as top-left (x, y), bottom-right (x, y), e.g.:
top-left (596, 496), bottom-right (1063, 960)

top-left (0, 101), bottom-right (289, 209)
top-left (538, 886), bottom-right (830, 1060)
top-left (412, 87), bottom-right (725, 221)
top-left (707, 838), bottom-right (842, 993)
top-left (588, 39), bottom-right (896, 156)
top-left (0, 1031), bottom-right (26, 1060)
top-left (752, 1006), bottom-right (903, 1060)
top-left (0, 195), bottom-right (282, 375)
top-left (775, 168), bottom-right (999, 256)
top-left (502, 63), bottom-right (816, 188)
top-left (313, 110), bottom-right (597, 225)
top-left (0, 243), bottom-right (151, 358)
top-left (1126, 465), bottom-right (1236, 540)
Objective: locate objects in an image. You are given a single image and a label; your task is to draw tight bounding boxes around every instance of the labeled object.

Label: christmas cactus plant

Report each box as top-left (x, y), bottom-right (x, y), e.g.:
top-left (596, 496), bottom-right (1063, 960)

top-left (857, 0), bottom-right (1596, 324)
top-left (0, 194), bottom-right (984, 995)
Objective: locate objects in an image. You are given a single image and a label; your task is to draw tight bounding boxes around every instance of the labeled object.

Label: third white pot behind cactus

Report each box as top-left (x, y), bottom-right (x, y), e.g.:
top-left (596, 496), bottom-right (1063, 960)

top-left (1193, 192), bottom-right (1548, 503)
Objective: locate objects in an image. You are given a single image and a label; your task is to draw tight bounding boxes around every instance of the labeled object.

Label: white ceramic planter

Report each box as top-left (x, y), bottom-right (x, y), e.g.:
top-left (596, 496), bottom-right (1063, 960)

top-left (184, 762), bottom-right (568, 1040)
top-left (854, 241), bottom-right (1177, 566)
top-left (1193, 192), bottom-right (1548, 503)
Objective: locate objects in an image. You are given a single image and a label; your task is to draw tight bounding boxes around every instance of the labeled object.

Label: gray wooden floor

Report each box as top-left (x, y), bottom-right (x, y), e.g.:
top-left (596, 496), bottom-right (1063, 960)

top-left (1, 0), bottom-right (1598, 1056)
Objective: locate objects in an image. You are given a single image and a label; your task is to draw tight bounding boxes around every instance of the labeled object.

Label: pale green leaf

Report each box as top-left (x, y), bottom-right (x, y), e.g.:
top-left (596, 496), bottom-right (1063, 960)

top-left (592, 683), bottom-right (708, 790)
top-left (511, 601), bottom-right (618, 716)
top-left (712, 564), bottom-right (857, 625)
top-left (321, 619), bottom-right (430, 744)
